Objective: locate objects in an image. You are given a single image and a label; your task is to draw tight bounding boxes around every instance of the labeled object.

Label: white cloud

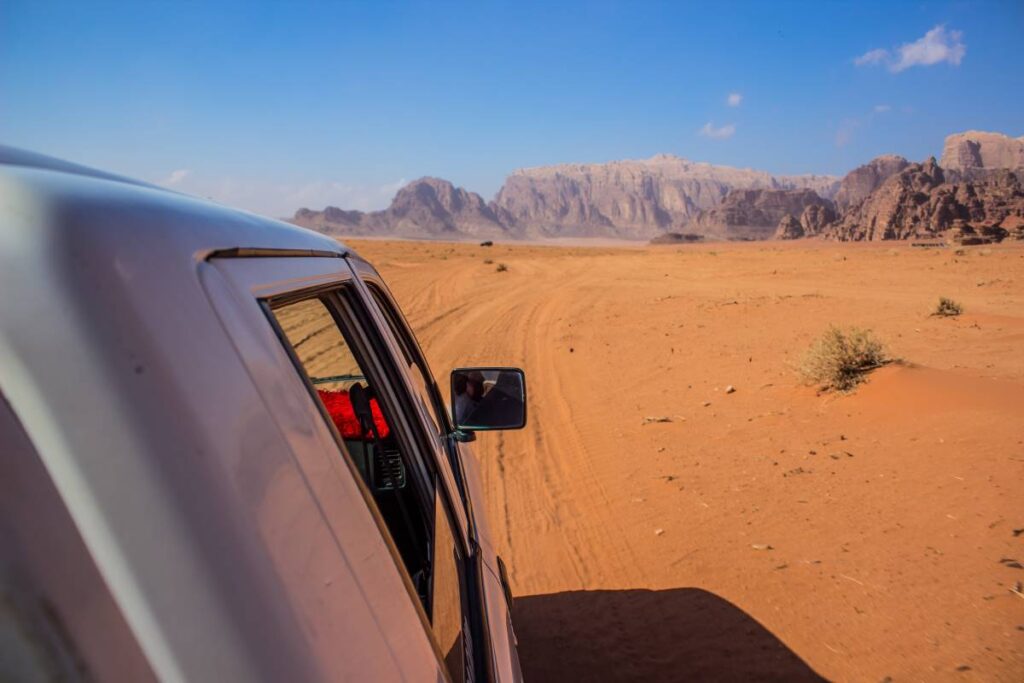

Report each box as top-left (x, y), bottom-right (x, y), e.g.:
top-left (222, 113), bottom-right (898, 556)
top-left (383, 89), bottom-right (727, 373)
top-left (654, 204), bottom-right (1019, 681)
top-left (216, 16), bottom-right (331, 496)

top-left (891, 25), bottom-right (965, 72)
top-left (854, 48), bottom-right (889, 67)
top-left (873, 104), bottom-right (891, 113)
top-left (699, 122), bottom-right (736, 140)
top-left (160, 169), bottom-right (190, 186)
top-left (854, 26), bottom-right (965, 73)
top-left (726, 92), bottom-right (743, 107)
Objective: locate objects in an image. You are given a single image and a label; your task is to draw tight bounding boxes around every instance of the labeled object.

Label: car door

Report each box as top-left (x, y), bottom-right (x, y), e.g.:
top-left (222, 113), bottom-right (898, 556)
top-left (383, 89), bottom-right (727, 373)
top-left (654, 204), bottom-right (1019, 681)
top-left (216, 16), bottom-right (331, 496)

top-left (205, 252), bottom-right (479, 682)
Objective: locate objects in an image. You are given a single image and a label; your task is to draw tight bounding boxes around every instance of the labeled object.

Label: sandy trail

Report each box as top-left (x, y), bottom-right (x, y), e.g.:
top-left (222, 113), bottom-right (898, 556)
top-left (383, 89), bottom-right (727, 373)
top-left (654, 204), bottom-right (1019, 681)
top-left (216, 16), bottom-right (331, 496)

top-left (354, 239), bottom-right (1024, 682)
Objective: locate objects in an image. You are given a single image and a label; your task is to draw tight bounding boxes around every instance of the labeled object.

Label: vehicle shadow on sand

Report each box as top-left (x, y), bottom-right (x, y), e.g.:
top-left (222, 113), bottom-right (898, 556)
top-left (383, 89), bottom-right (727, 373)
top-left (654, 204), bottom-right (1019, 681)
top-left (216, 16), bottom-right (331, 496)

top-left (513, 588), bottom-right (827, 682)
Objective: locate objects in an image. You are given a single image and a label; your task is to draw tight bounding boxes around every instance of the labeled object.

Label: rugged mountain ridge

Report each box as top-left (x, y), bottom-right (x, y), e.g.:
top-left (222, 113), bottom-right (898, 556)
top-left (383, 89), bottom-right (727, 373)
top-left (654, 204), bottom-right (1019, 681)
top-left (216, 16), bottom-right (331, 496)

top-left (491, 154), bottom-right (838, 239)
top-left (294, 155), bottom-right (839, 240)
top-left (293, 177), bottom-right (512, 238)
top-left (293, 130), bottom-right (1023, 242)
top-left (822, 158), bottom-right (1024, 242)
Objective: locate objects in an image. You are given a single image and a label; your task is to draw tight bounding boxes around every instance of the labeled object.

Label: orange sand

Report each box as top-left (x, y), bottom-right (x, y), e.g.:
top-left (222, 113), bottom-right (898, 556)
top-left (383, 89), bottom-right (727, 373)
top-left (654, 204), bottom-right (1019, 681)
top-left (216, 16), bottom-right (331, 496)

top-left (351, 238), bottom-right (1024, 682)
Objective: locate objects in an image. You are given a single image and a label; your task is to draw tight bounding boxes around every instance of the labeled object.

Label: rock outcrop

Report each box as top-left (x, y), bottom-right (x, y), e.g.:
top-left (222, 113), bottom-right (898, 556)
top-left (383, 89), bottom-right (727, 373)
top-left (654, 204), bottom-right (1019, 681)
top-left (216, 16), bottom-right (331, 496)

top-left (834, 155), bottom-right (910, 209)
top-left (692, 188), bottom-right (835, 240)
top-left (774, 214), bottom-right (805, 240)
top-left (292, 177), bottom-right (512, 239)
top-left (825, 158), bottom-right (1024, 241)
top-left (941, 131), bottom-right (1024, 173)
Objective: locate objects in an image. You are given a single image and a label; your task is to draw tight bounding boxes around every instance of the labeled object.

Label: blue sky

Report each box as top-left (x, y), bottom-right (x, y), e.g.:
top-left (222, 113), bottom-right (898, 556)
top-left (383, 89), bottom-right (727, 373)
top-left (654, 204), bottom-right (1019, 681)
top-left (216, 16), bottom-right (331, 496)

top-left (2, 1), bottom-right (1022, 216)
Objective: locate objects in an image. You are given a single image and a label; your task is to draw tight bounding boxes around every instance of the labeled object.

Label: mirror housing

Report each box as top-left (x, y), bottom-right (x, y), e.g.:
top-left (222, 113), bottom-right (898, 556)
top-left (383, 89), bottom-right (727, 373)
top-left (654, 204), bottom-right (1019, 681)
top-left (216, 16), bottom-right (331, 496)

top-left (450, 367), bottom-right (526, 432)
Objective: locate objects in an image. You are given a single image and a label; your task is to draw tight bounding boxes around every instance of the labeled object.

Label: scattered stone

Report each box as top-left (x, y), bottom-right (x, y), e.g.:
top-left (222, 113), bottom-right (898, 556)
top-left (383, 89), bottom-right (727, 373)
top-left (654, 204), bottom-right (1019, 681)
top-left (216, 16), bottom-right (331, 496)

top-left (775, 564), bottom-right (789, 570)
top-left (642, 416), bottom-right (672, 425)
top-left (725, 385), bottom-right (736, 394)
top-left (654, 528), bottom-right (665, 536)
top-left (751, 543), bottom-right (774, 551)
top-left (955, 665), bottom-right (972, 672)
top-left (784, 467), bottom-right (811, 477)
top-left (702, 401), bottom-right (712, 407)
top-left (999, 558), bottom-right (1024, 569)
top-left (1013, 528), bottom-right (1024, 537)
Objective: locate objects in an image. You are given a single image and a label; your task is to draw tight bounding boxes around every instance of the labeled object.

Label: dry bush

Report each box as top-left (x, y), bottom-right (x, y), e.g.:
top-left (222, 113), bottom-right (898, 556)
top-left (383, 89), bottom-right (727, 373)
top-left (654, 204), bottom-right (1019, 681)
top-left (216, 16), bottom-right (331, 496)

top-left (800, 326), bottom-right (889, 392)
top-left (932, 297), bottom-right (963, 317)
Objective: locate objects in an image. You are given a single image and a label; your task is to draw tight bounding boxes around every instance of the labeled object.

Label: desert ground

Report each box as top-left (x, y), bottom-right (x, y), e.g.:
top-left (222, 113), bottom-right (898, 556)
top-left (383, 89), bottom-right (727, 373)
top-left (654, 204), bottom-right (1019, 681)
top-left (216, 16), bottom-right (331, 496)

top-left (350, 238), bottom-right (1024, 682)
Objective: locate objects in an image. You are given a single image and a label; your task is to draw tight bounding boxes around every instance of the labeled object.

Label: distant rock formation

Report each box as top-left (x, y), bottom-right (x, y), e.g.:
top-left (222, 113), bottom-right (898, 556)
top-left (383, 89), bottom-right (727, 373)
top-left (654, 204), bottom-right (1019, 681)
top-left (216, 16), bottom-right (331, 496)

top-left (941, 131), bottom-right (1024, 173)
top-left (292, 132), bottom-right (1024, 242)
top-left (292, 177), bottom-right (512, 239)
top-left (493, 154), bottom-right (838, 239)
top-left (825, 158), bottom-right (1024, 241)
top-left (834, 155), bottom-right (910, 209)
top-left (774, 214), bottom-right (805, 240)
top-left (691, 188), bottom-right (835, 240)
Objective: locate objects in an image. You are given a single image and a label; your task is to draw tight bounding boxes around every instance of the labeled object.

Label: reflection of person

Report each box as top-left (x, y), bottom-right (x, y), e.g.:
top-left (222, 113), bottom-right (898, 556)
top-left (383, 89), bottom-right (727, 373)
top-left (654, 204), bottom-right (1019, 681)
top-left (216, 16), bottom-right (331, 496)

top-left (453, 371), bottom-right (485, 425)
top-left (465, 371), bottom-right (523, 428)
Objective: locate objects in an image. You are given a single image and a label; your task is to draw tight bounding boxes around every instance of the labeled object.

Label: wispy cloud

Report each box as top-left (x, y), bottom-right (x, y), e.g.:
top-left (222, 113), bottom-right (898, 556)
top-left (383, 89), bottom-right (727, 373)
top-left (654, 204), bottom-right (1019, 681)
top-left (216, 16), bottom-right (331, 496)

top-left (726, 92), bottom-right (743, 107)
top-left (853, 48), bottom-right (889, 67)
top-left (835, 103), bottom-right (895, 148)
top-left (699, 121), bottom-right (736, 140)
top-left (153, 171), bottom-right (408, 217)
top-left (854, 25), bottom-right (965, 73)
top-left (160, 169), bottom-right (190, 186)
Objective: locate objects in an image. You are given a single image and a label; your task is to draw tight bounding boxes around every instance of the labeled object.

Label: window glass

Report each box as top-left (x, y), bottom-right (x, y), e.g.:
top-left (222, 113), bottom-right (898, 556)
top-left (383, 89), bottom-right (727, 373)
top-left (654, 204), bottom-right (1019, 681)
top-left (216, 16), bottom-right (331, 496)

top-left (268, 292), bottom-right (467, 682)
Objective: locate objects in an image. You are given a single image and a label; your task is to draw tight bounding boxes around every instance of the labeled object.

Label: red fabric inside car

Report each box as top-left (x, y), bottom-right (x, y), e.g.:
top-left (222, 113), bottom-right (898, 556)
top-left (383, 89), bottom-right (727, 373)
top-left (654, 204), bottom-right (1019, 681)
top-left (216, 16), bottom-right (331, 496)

top-left (317, 389), bottom-right (390, 440)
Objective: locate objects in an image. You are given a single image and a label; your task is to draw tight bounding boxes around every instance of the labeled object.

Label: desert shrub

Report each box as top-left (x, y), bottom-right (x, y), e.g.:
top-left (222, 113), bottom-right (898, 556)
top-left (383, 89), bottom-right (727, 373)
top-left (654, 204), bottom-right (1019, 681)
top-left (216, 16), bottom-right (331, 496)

top-left (496, 263), bottom-right (508, 272)
top-left (932, 297), bottom-right (963, 317)
top-left (799, 325), bottom-right (889, 392)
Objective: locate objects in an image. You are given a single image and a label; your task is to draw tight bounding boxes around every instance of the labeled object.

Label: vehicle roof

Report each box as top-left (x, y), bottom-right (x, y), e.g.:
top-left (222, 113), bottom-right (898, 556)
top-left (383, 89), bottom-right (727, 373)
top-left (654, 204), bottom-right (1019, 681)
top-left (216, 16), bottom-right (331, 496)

top-left (0, 144), bottom-right (351, 262)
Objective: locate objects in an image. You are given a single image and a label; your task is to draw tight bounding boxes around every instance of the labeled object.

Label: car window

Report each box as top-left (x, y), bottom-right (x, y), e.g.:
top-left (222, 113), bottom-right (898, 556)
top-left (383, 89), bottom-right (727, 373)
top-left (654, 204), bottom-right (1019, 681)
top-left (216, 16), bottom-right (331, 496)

top-left (366, 284), bottom-right (449, 437)
top-left (267, 290), bottom-right (468, 682)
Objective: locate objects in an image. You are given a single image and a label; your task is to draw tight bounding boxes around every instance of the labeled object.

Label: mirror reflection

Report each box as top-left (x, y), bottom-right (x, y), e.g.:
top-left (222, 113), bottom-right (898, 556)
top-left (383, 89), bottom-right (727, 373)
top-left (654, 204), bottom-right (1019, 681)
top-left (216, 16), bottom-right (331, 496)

top-left (451, 368), bottom-right (526, 431)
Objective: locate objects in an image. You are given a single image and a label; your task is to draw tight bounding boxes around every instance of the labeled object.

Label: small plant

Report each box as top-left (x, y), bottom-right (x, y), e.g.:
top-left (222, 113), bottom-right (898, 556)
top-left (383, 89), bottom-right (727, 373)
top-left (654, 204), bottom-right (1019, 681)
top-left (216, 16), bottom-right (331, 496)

top-left (799, 325), bottom-right (889, 392)
top-left (495, 263), bottom-right (508, 272)
top-left (932, 297), bottom-right (963, 317)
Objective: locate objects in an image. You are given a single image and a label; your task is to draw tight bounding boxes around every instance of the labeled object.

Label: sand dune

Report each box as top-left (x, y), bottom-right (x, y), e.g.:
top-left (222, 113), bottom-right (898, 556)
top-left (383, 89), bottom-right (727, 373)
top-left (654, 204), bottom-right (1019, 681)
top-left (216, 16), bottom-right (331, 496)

top-left (351, 238), bottom-right (1024, 681)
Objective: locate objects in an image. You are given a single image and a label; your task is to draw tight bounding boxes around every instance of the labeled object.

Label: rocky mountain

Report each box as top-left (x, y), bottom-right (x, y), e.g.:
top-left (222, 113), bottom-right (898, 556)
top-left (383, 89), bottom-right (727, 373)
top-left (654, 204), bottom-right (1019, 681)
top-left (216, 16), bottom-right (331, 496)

top-left (941, 131), bottom-right (1024, 173)
top-left (292, 177), bottom-right (511, 239)
top-left (292, 130), bottom-right (1024, 243)
top-left (690, 188), bottom-right (835, 240)
top-left (823, 158), bottom-right (1024, 242)
top-left (833, 155), bottom-right (910, 209)
top-left (492, 154), bottom-right (838, 239)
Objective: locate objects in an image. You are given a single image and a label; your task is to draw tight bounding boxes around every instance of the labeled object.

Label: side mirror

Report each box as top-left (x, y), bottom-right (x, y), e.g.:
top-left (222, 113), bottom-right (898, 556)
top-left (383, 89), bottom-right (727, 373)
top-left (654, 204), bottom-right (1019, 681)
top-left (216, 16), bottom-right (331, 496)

top-left (450, 367), bottom-right (527, 432)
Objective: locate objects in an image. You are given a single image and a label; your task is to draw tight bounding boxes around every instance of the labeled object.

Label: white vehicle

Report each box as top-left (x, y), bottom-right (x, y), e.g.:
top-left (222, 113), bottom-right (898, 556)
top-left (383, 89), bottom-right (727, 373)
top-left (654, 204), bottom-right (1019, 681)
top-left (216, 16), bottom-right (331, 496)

top-left (0, 146), bottom-right (524, 683)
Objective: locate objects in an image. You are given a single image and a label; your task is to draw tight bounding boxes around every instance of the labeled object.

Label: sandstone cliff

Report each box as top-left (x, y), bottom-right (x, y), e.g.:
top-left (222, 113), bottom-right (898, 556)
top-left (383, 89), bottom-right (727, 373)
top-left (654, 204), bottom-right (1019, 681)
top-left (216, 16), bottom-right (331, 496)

top-left (940, 131), bottom-right (1024, 173)
top-left (691, 188), bottom-right (835, 240)
top-left (834, 155), bottom-right (910, 209)
top-left (493, 154), bottom-right (838, 239)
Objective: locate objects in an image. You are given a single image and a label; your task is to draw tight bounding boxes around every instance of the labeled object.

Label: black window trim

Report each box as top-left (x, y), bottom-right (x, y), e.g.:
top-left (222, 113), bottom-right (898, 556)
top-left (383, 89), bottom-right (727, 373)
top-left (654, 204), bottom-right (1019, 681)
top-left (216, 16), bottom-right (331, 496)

top-left (354, 275), bottom-right (498, 683)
